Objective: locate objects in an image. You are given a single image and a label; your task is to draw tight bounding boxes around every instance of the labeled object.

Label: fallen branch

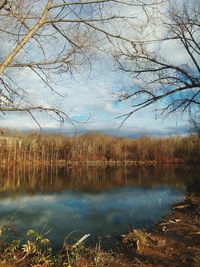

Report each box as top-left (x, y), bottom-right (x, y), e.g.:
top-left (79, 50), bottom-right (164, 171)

top-left (72, 234), bottom-right (90, 249)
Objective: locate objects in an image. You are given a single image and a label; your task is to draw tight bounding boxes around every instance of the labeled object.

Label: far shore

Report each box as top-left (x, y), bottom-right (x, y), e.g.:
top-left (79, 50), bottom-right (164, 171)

top-left (0, 158), bottom-right (194, 168)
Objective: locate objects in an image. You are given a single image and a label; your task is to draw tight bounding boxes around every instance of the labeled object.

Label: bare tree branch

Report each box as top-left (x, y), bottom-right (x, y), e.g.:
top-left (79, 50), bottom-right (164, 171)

top-left (114, 0), bottom-right (200, 126)
top-left (0, 0), bottom-right (165, 127)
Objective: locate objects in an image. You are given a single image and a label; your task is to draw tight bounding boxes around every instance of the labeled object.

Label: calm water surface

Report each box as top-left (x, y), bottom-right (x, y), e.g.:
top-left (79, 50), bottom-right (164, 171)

top-left (0, 165), bottom-right (197, 249)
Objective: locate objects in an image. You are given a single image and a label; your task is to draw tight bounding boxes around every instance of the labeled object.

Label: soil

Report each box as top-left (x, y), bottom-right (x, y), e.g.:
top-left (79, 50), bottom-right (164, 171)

top-left (120, 192), bottom-right (200, 266)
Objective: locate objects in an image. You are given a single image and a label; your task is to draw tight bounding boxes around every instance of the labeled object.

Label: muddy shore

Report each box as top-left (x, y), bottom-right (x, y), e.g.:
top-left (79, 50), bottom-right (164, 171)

top-left (119, 192), bottom-right (200, 267)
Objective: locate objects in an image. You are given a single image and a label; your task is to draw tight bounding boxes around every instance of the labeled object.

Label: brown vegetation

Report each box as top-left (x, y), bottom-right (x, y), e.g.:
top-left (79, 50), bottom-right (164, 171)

top-left (0, 130), bottom-right (200, 166)
top-left (0, 129), bottom-right (199, 266)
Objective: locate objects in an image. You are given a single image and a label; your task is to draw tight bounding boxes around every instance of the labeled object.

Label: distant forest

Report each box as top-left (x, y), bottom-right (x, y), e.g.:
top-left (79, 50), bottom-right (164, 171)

top-left (0, 129), bottom-right (199, 165)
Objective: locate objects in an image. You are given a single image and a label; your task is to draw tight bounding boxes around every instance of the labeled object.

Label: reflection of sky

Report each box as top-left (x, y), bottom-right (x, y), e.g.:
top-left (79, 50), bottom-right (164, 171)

top-left (0, 186), bottom-right (184, 249)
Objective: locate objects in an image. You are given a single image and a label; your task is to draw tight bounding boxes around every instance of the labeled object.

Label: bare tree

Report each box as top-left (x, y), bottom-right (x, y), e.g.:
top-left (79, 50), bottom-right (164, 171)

top-left (114, 0), bottom-right (200, 125)
top-left (0, 0), bottom-right (163, 128)
top-left (189, 112), bottom-right (200, 135)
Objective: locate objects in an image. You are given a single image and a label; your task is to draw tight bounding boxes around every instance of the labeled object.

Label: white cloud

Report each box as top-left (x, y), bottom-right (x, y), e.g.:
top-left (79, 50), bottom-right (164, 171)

top-left (0, 1), bottom-right (192, 136)
top-left (0, 60), bottom-right (189, 136)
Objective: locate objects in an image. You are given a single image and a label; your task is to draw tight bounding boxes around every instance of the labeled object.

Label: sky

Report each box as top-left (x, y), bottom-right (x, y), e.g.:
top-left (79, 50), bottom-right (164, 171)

top-left (0, 57), bottom-right (190, 137)
top-left (0, 0), bottom-right (192, 137)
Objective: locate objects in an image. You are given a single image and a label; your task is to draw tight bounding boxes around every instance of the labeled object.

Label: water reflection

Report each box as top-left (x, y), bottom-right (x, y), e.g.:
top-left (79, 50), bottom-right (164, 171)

top-left (0, 165), bottom-right (195, 194)
top-left (0, 165), bottom-right (197, 249)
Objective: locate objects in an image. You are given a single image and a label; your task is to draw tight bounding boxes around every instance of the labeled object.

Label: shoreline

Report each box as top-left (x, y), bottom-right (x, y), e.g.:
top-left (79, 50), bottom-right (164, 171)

top-left (119, 191), bottom-right (200, 266)
top-left (0, 159), bottom-right (194, 168)
top-left (0, 191), bottom-right (199, 266)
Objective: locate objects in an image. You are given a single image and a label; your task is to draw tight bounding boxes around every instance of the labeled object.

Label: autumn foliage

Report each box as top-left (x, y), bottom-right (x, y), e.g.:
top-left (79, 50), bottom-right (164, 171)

top-left (0, 130), bottom-right (199, 166)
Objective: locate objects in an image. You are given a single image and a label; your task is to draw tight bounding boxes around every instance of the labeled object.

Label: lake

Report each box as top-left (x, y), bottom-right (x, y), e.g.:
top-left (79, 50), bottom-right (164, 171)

top-left (0, 164), bottom-right (197, 249)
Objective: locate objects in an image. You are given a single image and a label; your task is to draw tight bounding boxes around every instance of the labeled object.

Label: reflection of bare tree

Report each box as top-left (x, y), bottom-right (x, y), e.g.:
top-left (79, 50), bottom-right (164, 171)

top-left (0, 165), bottom-right (195, 195)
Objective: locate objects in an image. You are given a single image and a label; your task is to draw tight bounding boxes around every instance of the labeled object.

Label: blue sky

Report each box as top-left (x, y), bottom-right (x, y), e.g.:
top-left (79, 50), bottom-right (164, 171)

top-left (0, 0), bottom-right (192, 137)
top-left (0, 54), bottom-right (190, 137)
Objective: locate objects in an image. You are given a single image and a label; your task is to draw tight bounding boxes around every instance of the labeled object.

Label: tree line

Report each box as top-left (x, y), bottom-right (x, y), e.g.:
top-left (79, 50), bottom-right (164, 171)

top-left (0, 130), bottom-right (199, 166)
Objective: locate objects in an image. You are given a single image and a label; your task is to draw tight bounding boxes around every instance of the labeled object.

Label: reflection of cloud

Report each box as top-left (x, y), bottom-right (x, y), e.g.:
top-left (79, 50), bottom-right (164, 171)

top-left (0, 186), bottom-right (185, 244)
top-left (0, 195), bottom-right (57, 209)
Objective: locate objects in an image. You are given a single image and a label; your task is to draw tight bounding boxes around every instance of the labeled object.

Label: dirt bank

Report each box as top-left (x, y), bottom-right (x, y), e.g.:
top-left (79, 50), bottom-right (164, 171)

top-left (121, 192), bottom-right (200, 266)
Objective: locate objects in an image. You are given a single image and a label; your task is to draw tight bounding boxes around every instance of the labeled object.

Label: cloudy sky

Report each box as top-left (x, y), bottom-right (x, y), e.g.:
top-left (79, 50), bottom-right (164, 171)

top-left (1, 58), bottom-right (190, 137)
top-left (0, 0), bottom-right (191, 137)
